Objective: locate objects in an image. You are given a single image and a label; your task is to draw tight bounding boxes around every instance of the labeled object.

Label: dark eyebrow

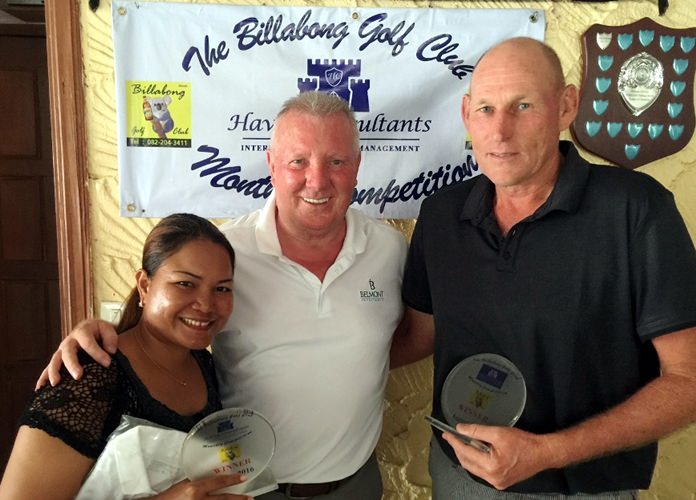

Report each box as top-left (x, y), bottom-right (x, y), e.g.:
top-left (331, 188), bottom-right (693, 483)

top-left (172, 270), bottom-right (234, 284)
top-left (172, 270), bottom-right (201, 279)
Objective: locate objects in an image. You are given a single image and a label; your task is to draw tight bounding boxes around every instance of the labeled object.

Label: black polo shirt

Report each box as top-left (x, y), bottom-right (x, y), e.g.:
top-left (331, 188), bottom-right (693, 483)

top-left (403, 141), bottom-right (696, 494)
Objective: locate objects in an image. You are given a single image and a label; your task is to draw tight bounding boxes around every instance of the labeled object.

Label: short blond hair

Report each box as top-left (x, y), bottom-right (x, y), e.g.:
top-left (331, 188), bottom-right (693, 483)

top-left (272, 91), bottom-right (360, 152)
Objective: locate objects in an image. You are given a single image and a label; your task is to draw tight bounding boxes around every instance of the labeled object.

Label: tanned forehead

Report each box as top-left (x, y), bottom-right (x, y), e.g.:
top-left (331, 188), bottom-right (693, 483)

top-left (473, 38), bottom-right (565, 92)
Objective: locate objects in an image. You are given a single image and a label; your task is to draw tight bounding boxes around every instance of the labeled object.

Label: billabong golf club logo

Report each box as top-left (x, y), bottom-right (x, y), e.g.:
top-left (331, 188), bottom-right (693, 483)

top-left (298, 58), bottom-right (370, 112)
top-left (572, 18), bottom-right (696, 169)
top-left (359, 278), bottom-right (384, 302)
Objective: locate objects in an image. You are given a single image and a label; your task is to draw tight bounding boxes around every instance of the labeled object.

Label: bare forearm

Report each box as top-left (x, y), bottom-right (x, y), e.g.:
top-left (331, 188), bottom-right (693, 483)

top-left (544, 371), bottom-right (696, 470)
top-left (390, 336), bottom-right (432, 368)
top-left (390, 324), bottom-right (433, 368)
top-left (389, 307), bottom-right (435, 369)
top-left (447, 330), bottom-right (696, 490)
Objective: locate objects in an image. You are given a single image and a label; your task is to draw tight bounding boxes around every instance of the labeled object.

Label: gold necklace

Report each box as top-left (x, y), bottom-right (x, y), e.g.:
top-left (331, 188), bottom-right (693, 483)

top-left (134, 329), bottom-right (189, 387)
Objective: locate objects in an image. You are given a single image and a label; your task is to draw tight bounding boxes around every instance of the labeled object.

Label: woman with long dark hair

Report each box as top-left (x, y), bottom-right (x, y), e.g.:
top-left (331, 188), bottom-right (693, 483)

top-left (0, 214), bottom-right (250, 499)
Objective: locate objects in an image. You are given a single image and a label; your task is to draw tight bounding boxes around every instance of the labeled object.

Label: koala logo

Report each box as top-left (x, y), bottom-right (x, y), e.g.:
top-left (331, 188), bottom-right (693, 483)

top-left (298, 59), bottom-right (371, 112)
top-left (143, 95), bottom-right (175, 139)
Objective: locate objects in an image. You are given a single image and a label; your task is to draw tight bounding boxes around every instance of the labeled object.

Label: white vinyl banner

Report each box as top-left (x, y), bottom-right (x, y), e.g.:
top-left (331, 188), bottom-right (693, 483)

top-left (112, 2), bottom-right (544, 218)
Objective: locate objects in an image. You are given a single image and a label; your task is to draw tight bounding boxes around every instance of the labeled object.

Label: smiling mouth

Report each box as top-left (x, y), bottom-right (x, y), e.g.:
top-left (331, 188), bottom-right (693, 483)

top-left (180, 318), bottom-right (214, 329)
top-left (302, 197), bottom-right (329, 204)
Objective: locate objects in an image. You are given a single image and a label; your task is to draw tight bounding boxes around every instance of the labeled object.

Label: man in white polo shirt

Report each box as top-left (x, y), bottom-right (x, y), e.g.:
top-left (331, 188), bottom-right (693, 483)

top-left (212, 92), bottom-right (406, 498)
top-left (39, 92), bottom-right (407, 500)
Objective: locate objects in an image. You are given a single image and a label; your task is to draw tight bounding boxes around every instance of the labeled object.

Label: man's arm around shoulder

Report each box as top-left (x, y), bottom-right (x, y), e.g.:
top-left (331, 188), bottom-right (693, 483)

top-left (390, 306), bottom-right (435, 369)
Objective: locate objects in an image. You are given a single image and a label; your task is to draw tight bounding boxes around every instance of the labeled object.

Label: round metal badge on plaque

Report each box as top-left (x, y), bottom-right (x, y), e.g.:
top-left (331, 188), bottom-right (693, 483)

top-left (617, 51), bottom-right (664, 116)
top-left (441, 353), bottom-right (526, 427)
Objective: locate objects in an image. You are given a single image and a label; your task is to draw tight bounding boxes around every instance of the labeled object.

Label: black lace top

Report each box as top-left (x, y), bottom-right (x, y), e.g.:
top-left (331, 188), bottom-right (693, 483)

top-left (20, 349), bottom-right (222, 459)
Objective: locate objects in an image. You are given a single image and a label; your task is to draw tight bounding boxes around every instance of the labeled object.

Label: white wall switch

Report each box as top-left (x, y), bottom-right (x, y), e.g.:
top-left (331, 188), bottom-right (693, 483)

top-left (100, 301), bottom-right (124, 324)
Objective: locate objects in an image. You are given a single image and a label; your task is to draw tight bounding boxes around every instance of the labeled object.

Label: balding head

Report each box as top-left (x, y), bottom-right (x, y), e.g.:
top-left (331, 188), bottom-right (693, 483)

top-left (473, 37), bottom-right (566, 95)
top-left (460, 36), bottom-right (578, 192)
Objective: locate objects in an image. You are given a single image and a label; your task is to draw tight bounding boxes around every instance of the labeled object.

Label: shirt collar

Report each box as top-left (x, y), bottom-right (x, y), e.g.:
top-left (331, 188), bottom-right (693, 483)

top-left (254, 193), bottom-right (367, 257)
top-left (255, 192), bottom-right (282, 256)
top-left (340, 207), bottom-right (367, 257)
top-left (542, 141), bottom-right (590, 215)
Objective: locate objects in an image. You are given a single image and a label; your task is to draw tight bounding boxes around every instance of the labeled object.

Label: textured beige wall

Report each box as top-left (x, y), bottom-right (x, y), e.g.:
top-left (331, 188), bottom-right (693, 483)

top-left (80, 1), bottom-right (696, 498)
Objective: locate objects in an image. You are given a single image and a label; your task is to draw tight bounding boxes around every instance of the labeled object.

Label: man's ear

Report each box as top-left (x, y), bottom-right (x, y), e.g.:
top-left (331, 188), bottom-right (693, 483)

top-left (461, 94), bottom-right (472, 129)
top-left (352, 152), bottom-right (361, 188)
top-left (559, 84), bottom-right (579, 131)
top-left (266, 150), bottom-right (276, 179)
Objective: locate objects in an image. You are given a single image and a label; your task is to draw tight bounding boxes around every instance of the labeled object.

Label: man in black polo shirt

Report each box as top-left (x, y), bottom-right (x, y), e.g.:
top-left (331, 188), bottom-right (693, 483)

top-left (393, 37), bottom-right (696, 499)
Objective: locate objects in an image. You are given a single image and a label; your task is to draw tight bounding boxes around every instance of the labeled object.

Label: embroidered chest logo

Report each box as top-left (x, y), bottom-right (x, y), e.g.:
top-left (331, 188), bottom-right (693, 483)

top-left (360, 278), bottom-right (385, 302)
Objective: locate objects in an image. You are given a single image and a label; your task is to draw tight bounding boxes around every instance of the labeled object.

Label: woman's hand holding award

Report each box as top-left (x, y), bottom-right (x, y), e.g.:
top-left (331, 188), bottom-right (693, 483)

top-left (181, 408), bottom-right (278, 496)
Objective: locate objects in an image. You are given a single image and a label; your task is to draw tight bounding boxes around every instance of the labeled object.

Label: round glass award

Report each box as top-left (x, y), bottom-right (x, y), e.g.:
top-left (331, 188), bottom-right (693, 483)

top-left (181, 408), bottom-right (276, 493)
top-left (441, 353), bottom-right (526, 427)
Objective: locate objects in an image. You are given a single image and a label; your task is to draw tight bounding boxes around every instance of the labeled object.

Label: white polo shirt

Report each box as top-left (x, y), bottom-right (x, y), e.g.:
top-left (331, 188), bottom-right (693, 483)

top-left (212, 195), bottom-right (406, 483)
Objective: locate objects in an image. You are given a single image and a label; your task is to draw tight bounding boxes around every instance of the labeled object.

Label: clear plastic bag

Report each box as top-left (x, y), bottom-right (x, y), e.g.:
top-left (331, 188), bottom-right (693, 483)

top-left (76, 416), bottom-right (187, 499)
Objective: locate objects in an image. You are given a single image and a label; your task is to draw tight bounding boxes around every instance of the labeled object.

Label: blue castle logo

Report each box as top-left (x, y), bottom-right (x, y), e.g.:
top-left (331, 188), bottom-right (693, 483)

top-left (298, 59), bottom-right (370, 112)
